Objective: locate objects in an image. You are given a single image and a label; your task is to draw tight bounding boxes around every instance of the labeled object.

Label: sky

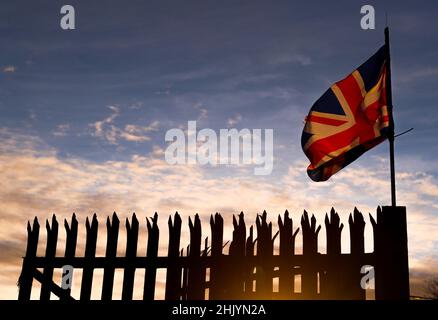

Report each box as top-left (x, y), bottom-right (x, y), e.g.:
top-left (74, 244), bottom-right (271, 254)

top-left (0, 0), bottom-right (438, 299)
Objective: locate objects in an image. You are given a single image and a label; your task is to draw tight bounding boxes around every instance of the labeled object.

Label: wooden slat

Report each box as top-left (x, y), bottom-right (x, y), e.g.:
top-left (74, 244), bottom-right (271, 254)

top-left (301, 210), bottom-right (321, 299)
top-left (187, 214), bottom-right (203, 300)
top-left (101, 213), bottom-right (119, 301)
top-left (18, 217), bottom-right (40, 301)
top-left (33, 269), bottom-right (75, 301)
top-left (80, 214), bottom-right (98, 300)
top-left (164, 213), bottom-right (182, 300)
top-left (61, 214), bottom-right (78, 300)
top-left (40, 215), bottom-right (58, 300)
top-left (122, 213), bottom-right (139, 300)
top-left (143, 212), bottom-right (159, 300)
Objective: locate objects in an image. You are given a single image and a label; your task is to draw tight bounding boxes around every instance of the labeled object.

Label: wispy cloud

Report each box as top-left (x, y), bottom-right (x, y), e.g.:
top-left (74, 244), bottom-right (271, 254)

top-left (52, 123), bottom-right (70, 137)
top-left (121, 121), bottom-right (159, 142)
top-left (193, 103), bottom-right (208, 122)
top-left (2, 65), bottom-right (16, 73)
top-left (164, 67), bottom-right (222, 82)
top-left (398, 66), bottom-right (438, 83)
top-left (90, 106), bottom-right (159, 144)
top-left (0, 130), bottom-right (437, 298)
top-left (227, 113), bottom-right (242, 127)
top-left (92, 105), bottom-right (120, 136)
top-left (269, 53), bottom-right (312, 66)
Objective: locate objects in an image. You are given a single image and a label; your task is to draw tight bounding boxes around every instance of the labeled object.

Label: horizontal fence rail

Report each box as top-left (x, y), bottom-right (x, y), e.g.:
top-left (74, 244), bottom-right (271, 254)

top-left (18, 206), bottom-right (410, 301)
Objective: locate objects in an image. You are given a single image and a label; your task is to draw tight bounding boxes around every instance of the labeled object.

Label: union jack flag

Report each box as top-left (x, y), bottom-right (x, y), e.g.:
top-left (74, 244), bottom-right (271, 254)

top-left (302, 46), bottom-right (392, 181)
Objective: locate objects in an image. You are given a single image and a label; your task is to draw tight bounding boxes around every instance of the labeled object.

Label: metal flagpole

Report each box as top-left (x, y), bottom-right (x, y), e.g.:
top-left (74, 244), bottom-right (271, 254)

top-left (385, 27), bottom-right (397, 207)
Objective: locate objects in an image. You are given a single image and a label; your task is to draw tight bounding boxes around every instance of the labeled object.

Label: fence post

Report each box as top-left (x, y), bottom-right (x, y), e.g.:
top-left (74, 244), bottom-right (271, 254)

top-left (122, 213), bottom-right (139, 300)
top-left (209, 213), bottom-right (224, 299)
top-left (348, 208), bottom-right (366, 300)
top-left (301, 210), bottom-right (320, 299)
top-left (165, 213), bottom-right (182, 300)
top-left (144, 212), bottom-right (159, 300)
top-left (101, 213), bottom-right (119, 301)
top-left (371, 206), bottom-right (409, 300)
top-left (370, 207), bottom-right (383, 300)
top-left (80, 214), bottom-right (98, 300)
top-left (278, 210), bottom-right (299, 299)
top-left (40, 214), bottom-right (59, 300)
top-left (187, 214), bottom-right (203, 300)
top-left (18, 217), bottom-right (40, 301)
top-left (62, 214), bottom-right (78, 300)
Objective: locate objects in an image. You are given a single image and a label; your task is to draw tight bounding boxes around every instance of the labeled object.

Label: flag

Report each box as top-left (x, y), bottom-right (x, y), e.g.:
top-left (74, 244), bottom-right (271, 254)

top-left (301, 46), bottom-right (392, 182)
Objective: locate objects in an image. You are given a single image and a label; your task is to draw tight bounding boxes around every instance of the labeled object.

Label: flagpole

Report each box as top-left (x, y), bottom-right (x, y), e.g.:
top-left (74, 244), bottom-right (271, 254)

top-left (385, 27), bottom-right (397, 207)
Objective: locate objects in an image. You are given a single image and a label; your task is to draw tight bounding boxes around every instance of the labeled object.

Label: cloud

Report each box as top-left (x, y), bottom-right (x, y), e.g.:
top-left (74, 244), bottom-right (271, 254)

top-left (122, 121), bottom-right (159, 142)
top-left (0, 130), bottom-right (437, 298)
top-left (28, 110), bottom-right (37, 120)
top-left (90, 106), bottom-right (159, 144)
top-left (0, 240), bottom-right (25, 266)
top-left (397, 66), bottom-right (438, 84)
top-left (52, 123), bottom-right (70, 137)
top-left (198, 108), bottom-right (208, 121)
top-left (164, 67), bottom-right (221, 82)
top-left (155, 89), bottom-right (171, 96)
top-left (227, 114), bottom-right (242, 127)
top-left (2, 66), bottom-right (16, 73)
top-left (91, 105), bottom-right (120, 137)
top-left (193, 103), bottom-right (208, 122)
top-left (412, 175), bottom-right (438, 197)
top-left (269, 53), bottom-right (312, 66)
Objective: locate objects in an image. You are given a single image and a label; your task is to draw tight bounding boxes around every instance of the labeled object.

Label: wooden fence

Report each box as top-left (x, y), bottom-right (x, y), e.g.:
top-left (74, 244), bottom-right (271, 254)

top-left (17, 206), bottom-right (410, 300)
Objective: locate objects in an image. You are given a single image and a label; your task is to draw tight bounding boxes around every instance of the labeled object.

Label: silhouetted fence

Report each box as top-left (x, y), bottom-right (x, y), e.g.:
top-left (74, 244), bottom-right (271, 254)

top-left (18, 206), bottom-right (409, 300)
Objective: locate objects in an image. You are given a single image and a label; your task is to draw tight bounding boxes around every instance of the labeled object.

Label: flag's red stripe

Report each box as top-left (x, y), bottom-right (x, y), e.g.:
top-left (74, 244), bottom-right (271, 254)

top-left (306, 115), bottom-right (347, 126)
top-left (306, 125), bottom-right (361, 165)
top-left (336, 74), bottom-right (363, 114)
